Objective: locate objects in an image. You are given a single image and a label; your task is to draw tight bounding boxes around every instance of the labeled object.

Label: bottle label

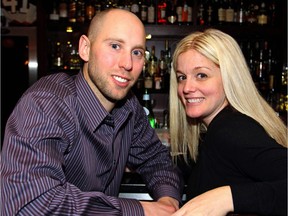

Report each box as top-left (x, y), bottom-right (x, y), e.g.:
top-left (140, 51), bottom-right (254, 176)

top-left (144, 77), bottom-right (153, 89)
top-left (258, 15), bottom-right (267, 25)
top-left (225, 8), bottom-right (234, 22)
top-left (148, 6), bottom-right (155, 23)
top-left (143, 106), bottom-right (150, 116)
top-left (218, 8), bottom-right (226, 22)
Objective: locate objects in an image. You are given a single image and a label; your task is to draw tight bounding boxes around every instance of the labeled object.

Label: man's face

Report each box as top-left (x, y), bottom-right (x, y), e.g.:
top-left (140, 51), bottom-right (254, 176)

top-left (85, 11), bottom-right (146, 108)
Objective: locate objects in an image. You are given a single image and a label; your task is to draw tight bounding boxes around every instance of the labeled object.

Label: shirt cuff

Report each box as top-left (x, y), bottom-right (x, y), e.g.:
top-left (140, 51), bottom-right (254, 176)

top-left (151, 184), bottom-right (182, 204)
top-left (118, 198), bottom-right (145, 216)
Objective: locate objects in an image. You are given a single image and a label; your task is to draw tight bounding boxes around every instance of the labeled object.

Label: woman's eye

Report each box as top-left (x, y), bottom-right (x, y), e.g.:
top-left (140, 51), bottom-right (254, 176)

top-left (196, 73), bottom-right (208, 79)
top-left (177, 75), bottom-right (186, 82)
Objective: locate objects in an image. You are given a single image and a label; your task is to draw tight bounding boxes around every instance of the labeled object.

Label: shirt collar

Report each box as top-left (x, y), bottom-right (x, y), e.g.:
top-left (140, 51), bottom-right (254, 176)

top-left (75, 72), bottom-right (133, 131)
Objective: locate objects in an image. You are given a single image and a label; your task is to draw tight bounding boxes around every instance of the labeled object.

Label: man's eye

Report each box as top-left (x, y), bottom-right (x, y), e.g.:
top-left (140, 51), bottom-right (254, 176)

top-left (111, 44), bottom-right (120, 49)
top-left (132, 50), bottom-right (144, 57)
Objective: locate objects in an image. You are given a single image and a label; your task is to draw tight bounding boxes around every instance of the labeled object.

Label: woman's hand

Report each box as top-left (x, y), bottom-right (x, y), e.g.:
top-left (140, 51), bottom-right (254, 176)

top-left (140, 196), bottom-right (179, 216)
top-left (172, 186), bottom-right (234, 216)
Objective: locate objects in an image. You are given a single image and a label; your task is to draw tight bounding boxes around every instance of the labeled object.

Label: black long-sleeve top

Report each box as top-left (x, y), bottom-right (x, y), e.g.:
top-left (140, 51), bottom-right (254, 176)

top-left (186, 106), bottom-right (287, 216)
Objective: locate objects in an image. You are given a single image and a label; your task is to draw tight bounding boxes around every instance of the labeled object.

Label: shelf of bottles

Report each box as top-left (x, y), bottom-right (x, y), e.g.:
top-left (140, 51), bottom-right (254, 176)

top-left (46, 0), bottom-right (286, 121)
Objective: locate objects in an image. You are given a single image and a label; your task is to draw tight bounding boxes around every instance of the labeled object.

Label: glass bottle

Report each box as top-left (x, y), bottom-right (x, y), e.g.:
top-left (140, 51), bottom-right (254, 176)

top-left (225, 0), bottom-right (234, 24)
top-left (217, 0), bottom-right (226, 25)
top-left (85, 0), bottom-right (95, 21)
top-left (52, 41), bottom-right (63, 69)
top-left (154, 50), bottom-right (166, 90)
top-left (142, 89), bottom-right (156, 128)
top-left (176, 0), bottom-right (183, 25)
top-left (68, 0), bottom-right (77, 23)
top-left (235, 0), bottom-right (245, 25)
top-left (131, 0), bottom-right (141, 18)
top-left (157, 0), bottom-right (167, 24)
top-left (59, 0), bottom-right (68, 22)
top-left (140, 0), bottom-right (148, 23)
top-left (49, 1), bottom-right (60, 21)
top-left (147, 0), bottom-right (156, 24)
top-left (148, 45), bottom-right (158, 77)
top-left (257, 1), bottom-right (268, 25)
top-left (197, 0), bottom-right (205, 25)
top-left (76, 0), bottom-right (85, 23)
top-left (166, 0), bottom-right (177, 24)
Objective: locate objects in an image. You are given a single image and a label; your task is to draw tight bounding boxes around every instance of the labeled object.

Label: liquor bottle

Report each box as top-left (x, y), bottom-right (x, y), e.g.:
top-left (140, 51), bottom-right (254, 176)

top-left (52, 41), bottom-right (63, 69)
top-left (217, 0), bottom-right (226, 25)
top-left (176, 0), bottom-right (183, 25)
top-left (197, 0), bottom-right (205, 25)
top-left (257, 1), bottom-right (268, 25)
top-left (94, 0), bottom-right (102, 15)
top-left (157, 0), bottom-right (167, 24)
top-left (266, 67), bottom-right (277, 110)
top-left (225, 0), bottom-right (234, 24)
top-left (183, 0), bottom-right (192, 25)
top-left (131, 0), bottom-right (141, 18)
top-left (206, 0), bottom-right (214, 26)
top-left (186, 1), bottom-right (193, 25)
top-left (154, 50), bottom-right (166, 90)
top-left (147, 0), bottom-right (156, 23)
top-left (59, 0), bottom-right (68, 22)
top-left (256, 45), bottom-right (269, 97)
top-left (49, 1), bottom-right (60, 21)
top-left (246, 2), bottom-right (258, 25)
top-left (164, 39), bottom-right (172, 71)
top-left (164, 40), bottom-right (171, 90)
top-left (76, 0), bottom-right (85, 23)
top-left (144, 47), bottom-right (153, 89)
top-left (148, 45), bottom-right (158, 77)
top-left (158, 109), bottom-right (170, 147)
top-left (235, 0), bottom-right (245, 25)
top-left (85, 0), bottom-right (95, 21)
top-left (142, 89), bottom-right (156, 128)
top-left (181, 0), bottom-right (188, 23)
top-left (140, 0), bottom-right (148, 23)
top-left (268, 0), bottom-right (276, 26)
top-left (68, 0), bottom-right (77, 23)
top-left (166, 0), bottom-right (177, 24)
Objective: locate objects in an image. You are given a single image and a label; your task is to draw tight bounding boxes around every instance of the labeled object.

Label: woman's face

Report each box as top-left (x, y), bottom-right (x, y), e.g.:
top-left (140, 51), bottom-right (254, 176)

top-left (176, 49), bottom-right (228, 126)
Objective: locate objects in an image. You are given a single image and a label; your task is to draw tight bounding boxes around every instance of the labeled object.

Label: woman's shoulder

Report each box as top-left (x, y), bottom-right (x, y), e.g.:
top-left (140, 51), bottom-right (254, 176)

top-left (210, 106), bottom-right (261, 131)
top-left (207, 106), bottom-right (270, 147)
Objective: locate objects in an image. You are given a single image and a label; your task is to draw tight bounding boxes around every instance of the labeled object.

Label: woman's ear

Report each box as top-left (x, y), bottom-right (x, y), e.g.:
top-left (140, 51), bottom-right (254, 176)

top-left (78, 35), bottom-right (90, 62)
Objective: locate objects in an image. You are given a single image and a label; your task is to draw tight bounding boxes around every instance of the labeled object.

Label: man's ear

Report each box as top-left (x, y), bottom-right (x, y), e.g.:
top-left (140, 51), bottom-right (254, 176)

top-left (78, 35), bottom-right (90, 62)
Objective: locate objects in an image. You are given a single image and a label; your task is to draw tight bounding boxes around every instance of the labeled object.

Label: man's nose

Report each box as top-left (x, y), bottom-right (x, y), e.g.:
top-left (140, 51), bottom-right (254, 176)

top-left (119, 52), bottom-right (132, 71)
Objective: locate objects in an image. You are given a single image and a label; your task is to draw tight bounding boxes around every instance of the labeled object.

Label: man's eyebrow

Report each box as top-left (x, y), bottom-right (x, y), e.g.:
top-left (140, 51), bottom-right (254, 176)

top-left (104, 38), bottom-right (145, 51)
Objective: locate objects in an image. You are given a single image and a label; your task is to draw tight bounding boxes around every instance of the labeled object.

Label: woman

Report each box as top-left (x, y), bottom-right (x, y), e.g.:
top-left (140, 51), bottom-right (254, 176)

top-left (169, 29), bottom-right (287, 216)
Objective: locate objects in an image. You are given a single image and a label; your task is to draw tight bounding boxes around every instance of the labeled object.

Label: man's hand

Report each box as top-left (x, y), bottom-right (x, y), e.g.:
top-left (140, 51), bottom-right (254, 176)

top-left (140, 197), bottom-right (179, 216)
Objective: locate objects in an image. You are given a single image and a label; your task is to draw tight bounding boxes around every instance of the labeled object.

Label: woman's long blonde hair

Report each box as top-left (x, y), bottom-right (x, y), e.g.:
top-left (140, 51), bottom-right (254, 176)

top-left (169, 28), bottom-right (287, 163)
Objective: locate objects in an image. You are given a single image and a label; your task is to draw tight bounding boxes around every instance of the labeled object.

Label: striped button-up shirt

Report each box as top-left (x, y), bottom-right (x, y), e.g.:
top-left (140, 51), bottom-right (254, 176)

top-left (1, 72), bottom-right (182, 215)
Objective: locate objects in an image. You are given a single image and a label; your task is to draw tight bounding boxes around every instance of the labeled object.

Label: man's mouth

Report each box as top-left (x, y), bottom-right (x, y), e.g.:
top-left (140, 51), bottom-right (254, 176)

top-left (113, 75), bottom-right (128, 83)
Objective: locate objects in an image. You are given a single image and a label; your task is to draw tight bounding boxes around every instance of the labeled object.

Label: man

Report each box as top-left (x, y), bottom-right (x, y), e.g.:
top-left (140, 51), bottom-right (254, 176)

top-left (1, 9), bottom-right (182, 215)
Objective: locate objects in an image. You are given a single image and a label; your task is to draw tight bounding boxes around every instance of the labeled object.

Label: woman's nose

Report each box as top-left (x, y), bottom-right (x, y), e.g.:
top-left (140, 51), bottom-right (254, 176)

top-left (183, 78), bottom-right (197, 93)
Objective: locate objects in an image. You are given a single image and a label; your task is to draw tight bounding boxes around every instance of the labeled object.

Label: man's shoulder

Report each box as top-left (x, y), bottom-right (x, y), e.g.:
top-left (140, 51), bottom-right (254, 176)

top-left (28, 73), bottom-right (77, 97)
